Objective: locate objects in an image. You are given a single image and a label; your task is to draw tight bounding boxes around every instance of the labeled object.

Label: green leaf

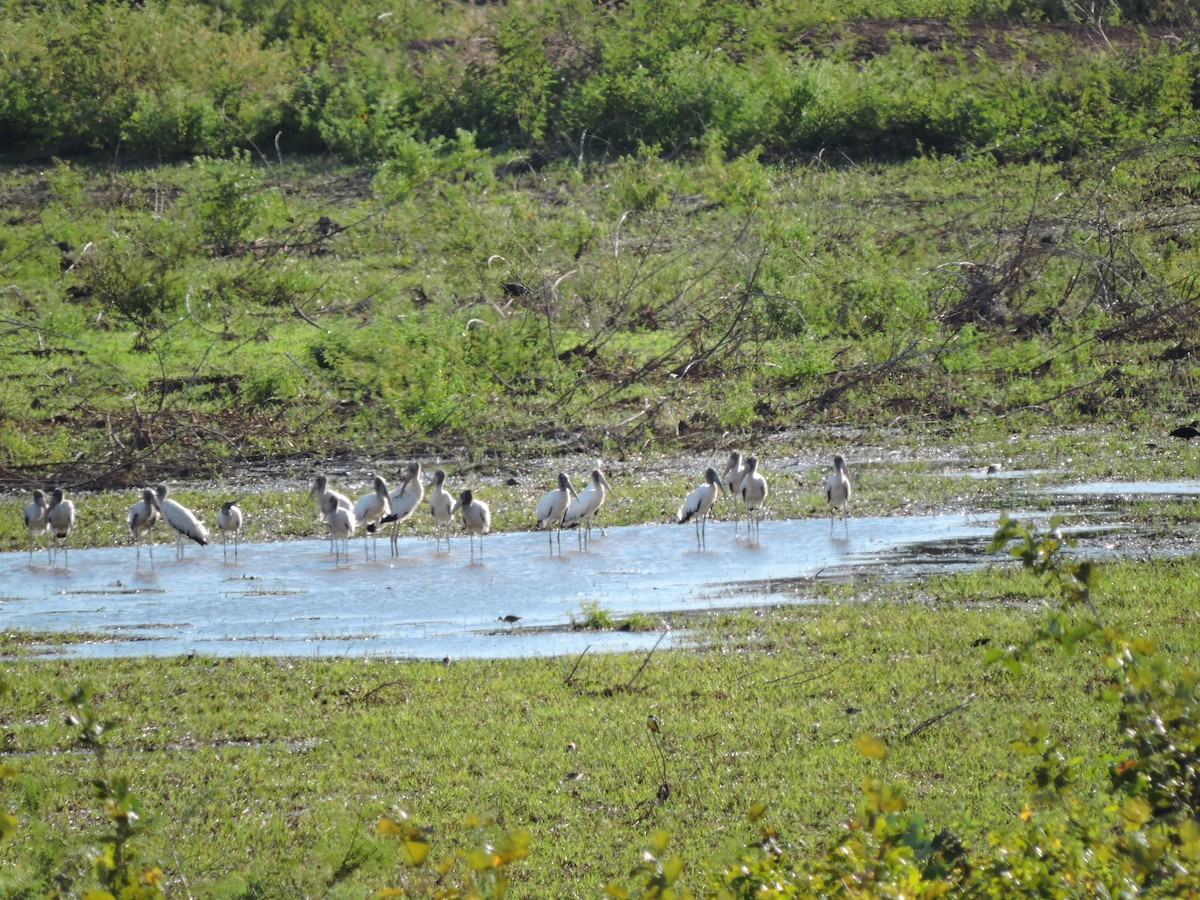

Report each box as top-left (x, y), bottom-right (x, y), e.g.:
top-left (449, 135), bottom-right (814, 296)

top-left (855, 733), bottom-right (888, 760)
top-left (1122, 797), bottom-right (1152, 829)
top-left (0, 812), bottom-right (17, 840)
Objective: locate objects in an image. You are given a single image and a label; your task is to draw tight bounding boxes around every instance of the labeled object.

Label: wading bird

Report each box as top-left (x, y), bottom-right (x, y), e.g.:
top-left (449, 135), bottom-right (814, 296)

top-left (562, 469), bottom-right (612, 550)
top-left (534, 472), bottom-right (578, 552)
top-left (381, 461), bottom-right (424, 556)
top-left (739, 456), bottom-right (768, 540)
top-left (1170, 421), bottom-right (1200, 441)
top-left (47, 488), bottom-right (77, 567)
top-left (23, 489), bottom-right (51, 564)
top-left (216, 498), bottom-right (244, 562)
top-left (825, 454), bottom-right (852, 535)
top-left (721, 451), bottom-right (749, 535)
top-left (156, 484), bottom-right (209, 559)
top-left (319, 491), bottom-right (357, 566)
top-left (428, 469), bottom-right (455, 551)
top-left (354, 474), bottom-right (393, 559)
top-left (311, 474), bottom-right (352, 553)
top-left (678, 467), bottom-right (726, 549)
top-left (127, 488), bottom-right (161, 571)
top-left (451, 489), bottom-right (491, 562)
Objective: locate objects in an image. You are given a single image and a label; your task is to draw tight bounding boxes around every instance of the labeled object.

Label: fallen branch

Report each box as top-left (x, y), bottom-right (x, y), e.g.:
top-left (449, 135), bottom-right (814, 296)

top-left (626, 631), bottom-right (668, 690)
top-left (901, 693), bottom-right (976, 743)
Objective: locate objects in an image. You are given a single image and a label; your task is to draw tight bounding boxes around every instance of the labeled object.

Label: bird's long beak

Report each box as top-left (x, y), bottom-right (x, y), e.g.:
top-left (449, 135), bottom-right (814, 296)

top-left (450, 498), bottom-right (463, 515)
top-left (599, 473), bottom-right (614, 494)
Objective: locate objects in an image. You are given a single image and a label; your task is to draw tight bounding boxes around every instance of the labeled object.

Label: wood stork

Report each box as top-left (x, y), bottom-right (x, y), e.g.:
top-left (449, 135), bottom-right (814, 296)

top-left (319, 491), bottom-right (357, 566)
top-left (156, 484), bottom-right (209, 559)
top-left (23, 489), bottom-right (51, 564)
top-left (381, 460), bottom-right (424, 556)
top-left (535, 472), bottom-right (578, 552)
top-left (562, 469), bottom-right (612, 550)
top-left (127, 488), bottom-right (161, 571)
top-left (47, 488), bottom-right (77, 567)
top-left (428, 469), bottom-right (455, 551)
top-left (721, 451), bottom-right (749, 535)
top-left (678, 467), bottom-right (726, 548)
top-left (311, 474), bottom-right (352, 553)
top-left (354, 474), bottom-right (393, 559)
top-left (216, 498), bottom-right (244, 562)
top-left (739, 456), bottom-right (768, 540)
top-left (451, 489), bottom-right (491, 562)
top-left (825, 454), bottom-right (852, 534)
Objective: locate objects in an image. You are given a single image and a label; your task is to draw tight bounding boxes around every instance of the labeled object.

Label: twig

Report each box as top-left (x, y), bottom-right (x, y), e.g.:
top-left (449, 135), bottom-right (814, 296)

top-left (626, 631), bottom-right (667, 690)
top-left (758, 659), bottom-right (848, 688)
top-left (901, 694), bottom-right (976, 743)
top-left (564, 644), bottom-right (591, 687)
top-left (358, 680), bottom-right (408, 704)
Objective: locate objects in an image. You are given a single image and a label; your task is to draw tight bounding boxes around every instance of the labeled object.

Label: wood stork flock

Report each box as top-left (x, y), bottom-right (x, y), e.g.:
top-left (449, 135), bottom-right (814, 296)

top-left (14, 454), bottom-right (853, 570)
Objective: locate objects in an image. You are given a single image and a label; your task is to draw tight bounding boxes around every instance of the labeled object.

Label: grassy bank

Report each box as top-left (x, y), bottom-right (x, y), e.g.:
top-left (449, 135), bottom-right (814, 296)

top-left (3, 553), bottom-right (1199, 895)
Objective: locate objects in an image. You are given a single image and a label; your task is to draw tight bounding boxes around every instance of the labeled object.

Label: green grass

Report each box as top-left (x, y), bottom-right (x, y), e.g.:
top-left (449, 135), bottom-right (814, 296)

top-left (2, 554), bottom-right (1198, 895)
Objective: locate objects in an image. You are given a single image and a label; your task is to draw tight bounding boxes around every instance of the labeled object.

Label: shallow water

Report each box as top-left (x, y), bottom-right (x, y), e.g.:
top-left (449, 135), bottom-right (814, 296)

top-left (0, 512), bottom-right (1048, 660)
top-left (5, 496), bottom-right (1178, 661)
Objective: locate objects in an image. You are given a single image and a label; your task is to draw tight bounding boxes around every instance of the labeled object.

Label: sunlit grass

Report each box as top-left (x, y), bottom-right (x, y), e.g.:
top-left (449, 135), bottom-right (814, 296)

top-left (3, 554), bottom-right (1197, 894)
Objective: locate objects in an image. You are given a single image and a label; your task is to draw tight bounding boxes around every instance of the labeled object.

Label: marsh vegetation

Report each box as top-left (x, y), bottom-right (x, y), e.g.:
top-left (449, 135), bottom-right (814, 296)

top-left (3, 0), bottom-right (1200, 895)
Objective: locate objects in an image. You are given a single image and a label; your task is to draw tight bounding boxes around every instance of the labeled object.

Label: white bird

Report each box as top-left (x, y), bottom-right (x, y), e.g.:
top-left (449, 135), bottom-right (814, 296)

top-left (739, 456), bottom-right (768, 540)
top-left (721, 451), bottom-right (749, 535)
top-left (825, 454), bottom-right (852, 534)
top-left (156, 484), bottom-right (209, 559)
top-left (562, 469), bottom-right (612, 550)
top-left (382, 461), bottom-right (424, 556)
top-left (450, 489), bottom-right (491, 562)
top-left (678, 467), bottom-right (726, 549)
top-left (355, 474), bottom-right (393, 559)
top-left (428, 469), bottom-right (455, 551)
top-left (23, 489), bottom-right (51, 564)
top-left (311, 474), bottom-right (353, 553)
top-left (535, 472), bottom-right (578, 552)
top-left (47, 488), bottom-right (77, 567)
top-left (216, 498), bottom-right (244, 562)
top-left (319, 491), bottom-right (357, 566)
top-left (127, 488), bottom-right (161, 571)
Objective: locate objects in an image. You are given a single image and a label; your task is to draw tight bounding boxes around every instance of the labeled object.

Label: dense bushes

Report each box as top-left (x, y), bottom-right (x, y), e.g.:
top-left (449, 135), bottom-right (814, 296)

top-left (1, 0), bottom-right (1197, 165)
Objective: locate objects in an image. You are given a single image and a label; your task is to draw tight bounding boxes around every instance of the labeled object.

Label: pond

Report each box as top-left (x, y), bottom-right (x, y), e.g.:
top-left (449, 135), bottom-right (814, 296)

top-left (6, 478), bottom-right (1194, 661)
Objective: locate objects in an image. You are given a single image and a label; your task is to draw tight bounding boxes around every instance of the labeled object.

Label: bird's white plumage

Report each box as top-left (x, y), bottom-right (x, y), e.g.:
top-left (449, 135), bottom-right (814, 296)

top-left (739, 456), bottom-right (768, 539)
top-left (23, 489), bottom-right (51, 564)
top-left (721, 451), bottom-right (750, 535)
top-left (127, 487), bottom-right (161, 570)
top-left (825, 454), bottom-right (852, 534)
top-left (320, 491), bottom-right (357, 565)
top-left (562, 469), bottom-right (611, 550)
top-left (216, 498), bottom-right (244, 562)
top-left (451, 489), bottom-right (490, 562)
top-left (312, 474), bottom-right (352, 552)
top-left (428, 469), bottom-right (454, 551)
top-left (535, 472), bottom-right (578, 551)
top-left (355, 474), bottom-right (393, 559)
top-left (156, 484), bottom-right (209, 558)
top-left (47, 488), bottom-right (77, 567)
top-left (385, 461), bottom-right (425, 555)
top-left (678, 467), bottom-right (725, 548)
